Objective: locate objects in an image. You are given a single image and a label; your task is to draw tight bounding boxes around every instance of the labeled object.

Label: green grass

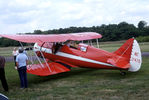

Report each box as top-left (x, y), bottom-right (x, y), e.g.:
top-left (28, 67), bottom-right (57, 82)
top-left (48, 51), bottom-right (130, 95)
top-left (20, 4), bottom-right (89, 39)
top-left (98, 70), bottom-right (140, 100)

top-left (0, 47), bottom-right (14, 57)
top-left (0, 41), bottom-right (149, 100)
top-left (99, 41), bottom-right (149, 52)
top-left (0, 46), bottom-right (33, 57)
top-left (0, 57), bottom-right (149, 100)
top-left (139, 42), bottom-right (149, 52)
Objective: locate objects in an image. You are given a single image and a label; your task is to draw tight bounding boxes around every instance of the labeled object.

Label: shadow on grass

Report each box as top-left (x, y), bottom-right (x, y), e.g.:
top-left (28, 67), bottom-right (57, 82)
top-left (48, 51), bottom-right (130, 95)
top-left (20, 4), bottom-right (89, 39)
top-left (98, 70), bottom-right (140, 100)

top-left (28, 67), bottom-right (139, 85)
top-left (28, 68), bottom-right (97, 84)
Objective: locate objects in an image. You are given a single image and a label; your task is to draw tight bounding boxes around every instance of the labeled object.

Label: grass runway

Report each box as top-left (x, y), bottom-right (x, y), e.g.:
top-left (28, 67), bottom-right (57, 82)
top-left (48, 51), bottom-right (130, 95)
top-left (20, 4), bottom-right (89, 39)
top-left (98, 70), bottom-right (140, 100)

top-left (0, 41), bottom-right (149, 100)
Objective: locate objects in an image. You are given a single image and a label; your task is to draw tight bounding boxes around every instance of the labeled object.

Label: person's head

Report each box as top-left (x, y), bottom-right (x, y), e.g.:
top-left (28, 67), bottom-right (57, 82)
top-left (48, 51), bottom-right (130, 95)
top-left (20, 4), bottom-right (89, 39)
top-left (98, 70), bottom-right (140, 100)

top-left (18, 47), bottom-right (24, 53)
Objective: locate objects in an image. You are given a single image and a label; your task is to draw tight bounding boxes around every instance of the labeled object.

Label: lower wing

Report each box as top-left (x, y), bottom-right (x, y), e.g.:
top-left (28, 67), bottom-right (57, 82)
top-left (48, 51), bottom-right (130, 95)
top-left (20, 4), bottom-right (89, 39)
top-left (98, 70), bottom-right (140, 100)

top-left (27, 62), bottom-right (72, 76)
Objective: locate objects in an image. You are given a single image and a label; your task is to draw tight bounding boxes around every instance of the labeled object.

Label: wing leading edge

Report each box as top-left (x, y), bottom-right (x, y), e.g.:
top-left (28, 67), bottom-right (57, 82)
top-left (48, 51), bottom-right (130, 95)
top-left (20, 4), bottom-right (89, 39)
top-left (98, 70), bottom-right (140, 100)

top-left (0, 32), bottom-right (102, 43)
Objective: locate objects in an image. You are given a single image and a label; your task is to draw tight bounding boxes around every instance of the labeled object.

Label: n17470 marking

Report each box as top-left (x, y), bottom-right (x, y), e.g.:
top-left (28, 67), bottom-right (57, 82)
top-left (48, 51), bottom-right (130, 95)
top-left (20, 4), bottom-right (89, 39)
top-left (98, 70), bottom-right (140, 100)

top-left (131, 57), bottom-right (141, 63)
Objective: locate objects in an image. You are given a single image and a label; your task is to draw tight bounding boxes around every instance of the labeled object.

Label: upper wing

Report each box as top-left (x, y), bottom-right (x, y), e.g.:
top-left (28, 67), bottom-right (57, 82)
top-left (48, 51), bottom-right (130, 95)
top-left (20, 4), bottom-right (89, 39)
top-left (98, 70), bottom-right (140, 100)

top-left (0, 32), bottom-right (102, 43)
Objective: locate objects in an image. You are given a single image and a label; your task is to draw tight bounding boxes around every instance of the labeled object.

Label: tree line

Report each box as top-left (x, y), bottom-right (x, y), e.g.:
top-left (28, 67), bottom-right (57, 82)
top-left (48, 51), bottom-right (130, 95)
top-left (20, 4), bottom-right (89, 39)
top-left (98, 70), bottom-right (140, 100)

top-left (0, 20), bottom-right (149, 47)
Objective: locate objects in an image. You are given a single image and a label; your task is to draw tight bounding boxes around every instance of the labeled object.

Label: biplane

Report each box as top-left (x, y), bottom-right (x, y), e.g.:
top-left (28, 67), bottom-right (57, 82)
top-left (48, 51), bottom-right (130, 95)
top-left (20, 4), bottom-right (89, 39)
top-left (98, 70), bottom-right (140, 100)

top-left (0, 32), bottom-right (142, 76)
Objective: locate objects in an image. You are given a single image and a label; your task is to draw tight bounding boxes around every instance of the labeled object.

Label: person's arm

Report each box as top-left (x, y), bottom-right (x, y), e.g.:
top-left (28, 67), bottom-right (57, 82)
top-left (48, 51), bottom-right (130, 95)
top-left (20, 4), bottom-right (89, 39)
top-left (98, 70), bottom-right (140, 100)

top-left (26, 60), bottom-right (29, 66)
top-left (26, 56), bottom-right (29, 66)
top-left (16, 62), bottom-right (18, 69)
top-left (16, 56), bottom-right (19, 69)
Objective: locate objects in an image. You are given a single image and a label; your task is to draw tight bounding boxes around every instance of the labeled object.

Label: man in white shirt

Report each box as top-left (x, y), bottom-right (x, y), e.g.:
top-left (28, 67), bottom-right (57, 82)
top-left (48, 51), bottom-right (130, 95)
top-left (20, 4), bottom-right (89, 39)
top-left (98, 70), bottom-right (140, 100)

top-left (16, 48), bottom-right (28, 89)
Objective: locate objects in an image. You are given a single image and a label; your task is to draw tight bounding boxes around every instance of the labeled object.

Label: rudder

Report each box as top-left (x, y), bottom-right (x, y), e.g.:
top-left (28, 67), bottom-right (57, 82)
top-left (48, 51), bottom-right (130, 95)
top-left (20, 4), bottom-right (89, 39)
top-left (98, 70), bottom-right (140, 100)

top-left (113, 38), bottom-right (142, 72)
top-left (129, 39), bottom-right (142, 72)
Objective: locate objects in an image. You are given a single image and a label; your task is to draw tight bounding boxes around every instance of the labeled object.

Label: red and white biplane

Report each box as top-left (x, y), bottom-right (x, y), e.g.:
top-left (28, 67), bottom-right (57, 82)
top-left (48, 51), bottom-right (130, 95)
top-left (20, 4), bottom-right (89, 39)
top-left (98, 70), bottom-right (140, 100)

top-left (0, 32), bottom-right (142, 76)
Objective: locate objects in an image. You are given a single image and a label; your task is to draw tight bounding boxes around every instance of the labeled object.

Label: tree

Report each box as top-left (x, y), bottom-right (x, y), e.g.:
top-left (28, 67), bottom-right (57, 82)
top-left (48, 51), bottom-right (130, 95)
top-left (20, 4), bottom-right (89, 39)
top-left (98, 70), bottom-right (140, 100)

top-left (138, 21), bottom-right (147, 29)
top-left (34, 30), bottom-right (42, 34)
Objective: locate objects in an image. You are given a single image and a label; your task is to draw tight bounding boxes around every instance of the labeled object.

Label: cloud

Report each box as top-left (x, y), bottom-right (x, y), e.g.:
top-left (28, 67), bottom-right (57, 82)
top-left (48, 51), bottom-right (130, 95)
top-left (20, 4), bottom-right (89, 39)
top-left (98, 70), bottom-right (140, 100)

top-left (0, 0), bottom-right (149, 34)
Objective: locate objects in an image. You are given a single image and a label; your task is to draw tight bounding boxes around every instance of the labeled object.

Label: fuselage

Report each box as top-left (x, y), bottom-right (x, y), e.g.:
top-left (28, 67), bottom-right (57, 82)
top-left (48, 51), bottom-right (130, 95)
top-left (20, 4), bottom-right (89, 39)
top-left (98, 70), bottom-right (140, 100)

top-left (33, 42), bottom-right (128, 70)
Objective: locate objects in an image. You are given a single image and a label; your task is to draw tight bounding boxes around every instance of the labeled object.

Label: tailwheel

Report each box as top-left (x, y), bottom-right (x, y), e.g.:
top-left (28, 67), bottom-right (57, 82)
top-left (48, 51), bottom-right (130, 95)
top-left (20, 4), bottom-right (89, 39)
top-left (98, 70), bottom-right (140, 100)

top-left (120, 70), bottom-right (126, 76)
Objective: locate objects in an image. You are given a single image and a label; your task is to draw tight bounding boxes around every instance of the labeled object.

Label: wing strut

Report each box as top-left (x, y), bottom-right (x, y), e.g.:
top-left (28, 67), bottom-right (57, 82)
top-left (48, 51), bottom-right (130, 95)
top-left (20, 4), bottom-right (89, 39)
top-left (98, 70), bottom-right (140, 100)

top-left (96, 39), bottom-right (99, 48)
top-left (33, 51), bottom-right (44, 68)
top-left (28, 47), bottom-right (34, 64)
top-left (89, 40), bottom-right (93, 46)
top-left (19, 41), bottom-right (24, 48)
top-left (39, 42), bottom-right (52, 72)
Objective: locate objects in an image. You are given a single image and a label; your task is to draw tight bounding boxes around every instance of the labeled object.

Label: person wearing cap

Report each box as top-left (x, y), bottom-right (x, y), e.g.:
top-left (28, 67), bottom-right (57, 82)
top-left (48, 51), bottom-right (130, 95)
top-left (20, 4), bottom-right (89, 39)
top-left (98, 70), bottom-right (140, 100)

top-left (0, 56), bottom-right (8, 91)
top-left (16, 48), bottom-right (29, 89)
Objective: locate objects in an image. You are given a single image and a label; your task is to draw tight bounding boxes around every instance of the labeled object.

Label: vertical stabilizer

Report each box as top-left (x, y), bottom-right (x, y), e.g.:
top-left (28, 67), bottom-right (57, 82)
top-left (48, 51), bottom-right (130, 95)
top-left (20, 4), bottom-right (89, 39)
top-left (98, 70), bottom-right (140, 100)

top-left (113, 38), bottom-right (134, 59)
top-left (129, 40), bottom-right (142, 72)
top-left (113, 38), bottom-right (142, 72)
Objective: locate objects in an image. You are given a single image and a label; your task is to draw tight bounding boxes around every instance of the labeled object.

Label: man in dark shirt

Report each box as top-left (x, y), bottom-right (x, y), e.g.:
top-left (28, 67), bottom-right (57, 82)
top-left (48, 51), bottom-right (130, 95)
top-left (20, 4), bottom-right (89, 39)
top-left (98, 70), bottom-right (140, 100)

top-left (0, 56), bottom-right (8, 91)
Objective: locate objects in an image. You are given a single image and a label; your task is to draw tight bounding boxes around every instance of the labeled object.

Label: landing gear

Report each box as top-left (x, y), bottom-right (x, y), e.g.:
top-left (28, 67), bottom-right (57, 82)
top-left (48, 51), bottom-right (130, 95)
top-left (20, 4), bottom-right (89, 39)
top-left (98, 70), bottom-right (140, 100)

top-left (120, 70), bottom-right (126, 76)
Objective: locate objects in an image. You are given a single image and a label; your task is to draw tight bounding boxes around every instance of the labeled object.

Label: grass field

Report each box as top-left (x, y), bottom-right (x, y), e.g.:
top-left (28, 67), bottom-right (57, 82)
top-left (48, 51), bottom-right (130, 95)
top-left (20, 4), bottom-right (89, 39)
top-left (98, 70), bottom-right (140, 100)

top-left (99, 41), bottom-right (149, 52)
top-left (0, 41), bottom-right (149, 57)
top-left (0, 41), bottom-right (149, 100)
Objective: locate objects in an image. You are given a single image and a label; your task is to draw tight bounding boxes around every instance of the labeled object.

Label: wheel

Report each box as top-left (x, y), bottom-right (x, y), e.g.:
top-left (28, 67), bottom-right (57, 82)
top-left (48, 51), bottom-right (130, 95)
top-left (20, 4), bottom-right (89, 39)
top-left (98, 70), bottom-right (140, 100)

top-left (120, 71), bottom-right (126, 76)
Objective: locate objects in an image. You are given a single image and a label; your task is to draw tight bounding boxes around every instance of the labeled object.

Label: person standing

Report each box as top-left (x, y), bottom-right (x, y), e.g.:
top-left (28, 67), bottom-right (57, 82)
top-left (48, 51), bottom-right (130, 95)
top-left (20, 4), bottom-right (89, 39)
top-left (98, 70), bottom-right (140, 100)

top-left (16, 48), bottom-right (28, 89)
top-left (12, 47), bottom-right (18, 69)
top-left (0, 56), bottom-right (8, 91)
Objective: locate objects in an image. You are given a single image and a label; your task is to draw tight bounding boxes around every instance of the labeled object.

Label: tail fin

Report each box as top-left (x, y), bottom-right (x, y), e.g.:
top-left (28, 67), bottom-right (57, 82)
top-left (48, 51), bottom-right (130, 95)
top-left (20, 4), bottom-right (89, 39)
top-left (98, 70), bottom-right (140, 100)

top-left (114, 38), bottom-right (142, 72)
top-left (114, 38), bottom-right (134, 58)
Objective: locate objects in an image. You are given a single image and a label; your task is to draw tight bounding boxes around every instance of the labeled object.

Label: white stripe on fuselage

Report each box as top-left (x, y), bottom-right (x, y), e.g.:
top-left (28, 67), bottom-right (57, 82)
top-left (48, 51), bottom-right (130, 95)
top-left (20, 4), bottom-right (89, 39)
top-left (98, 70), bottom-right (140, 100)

top-left (56, 52), bottom-right (114, 67)
top-left (34, 46), bottom-right (115, 67)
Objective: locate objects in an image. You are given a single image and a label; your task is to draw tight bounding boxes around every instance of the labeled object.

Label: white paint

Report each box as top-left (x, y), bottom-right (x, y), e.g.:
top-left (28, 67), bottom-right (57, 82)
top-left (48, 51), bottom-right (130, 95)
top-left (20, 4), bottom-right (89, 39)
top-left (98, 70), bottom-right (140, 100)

top-left (56, 52), bottom-right (114, 67)
top-left (129, 40), bottom-right (142, 72)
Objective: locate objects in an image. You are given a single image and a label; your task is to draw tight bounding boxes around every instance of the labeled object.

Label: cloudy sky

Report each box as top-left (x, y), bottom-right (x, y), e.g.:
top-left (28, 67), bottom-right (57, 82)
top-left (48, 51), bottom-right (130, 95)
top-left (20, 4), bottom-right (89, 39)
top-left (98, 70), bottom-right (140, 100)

top-left (0, 0), bottom-right (149, 34)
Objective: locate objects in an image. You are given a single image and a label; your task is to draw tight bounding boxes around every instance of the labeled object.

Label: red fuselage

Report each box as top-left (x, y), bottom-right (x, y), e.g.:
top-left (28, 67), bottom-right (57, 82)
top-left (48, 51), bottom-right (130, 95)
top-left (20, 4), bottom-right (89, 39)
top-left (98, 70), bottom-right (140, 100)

top-left (34, 43), bottom-right (128, 70)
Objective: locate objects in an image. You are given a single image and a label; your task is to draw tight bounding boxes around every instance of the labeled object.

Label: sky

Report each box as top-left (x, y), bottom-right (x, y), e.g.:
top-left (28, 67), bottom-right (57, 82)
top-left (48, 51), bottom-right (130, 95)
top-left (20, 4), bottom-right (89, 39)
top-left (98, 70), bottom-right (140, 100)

top-left (0, 0), bottom-right (149, 34)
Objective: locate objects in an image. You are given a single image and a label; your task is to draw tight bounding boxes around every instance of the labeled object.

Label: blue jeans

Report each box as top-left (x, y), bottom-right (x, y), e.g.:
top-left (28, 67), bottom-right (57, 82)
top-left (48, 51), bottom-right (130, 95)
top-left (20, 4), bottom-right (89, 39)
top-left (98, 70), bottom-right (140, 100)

top-left (18, 66), bottom-right (28, 88)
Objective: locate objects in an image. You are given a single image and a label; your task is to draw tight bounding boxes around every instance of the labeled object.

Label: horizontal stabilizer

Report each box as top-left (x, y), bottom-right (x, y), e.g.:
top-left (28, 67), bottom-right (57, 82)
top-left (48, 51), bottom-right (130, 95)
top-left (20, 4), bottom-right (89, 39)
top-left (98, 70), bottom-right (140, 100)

top-left (27, 62), bottom-right (70, 76)
top-left (107, 58), bottom-right (130, 69)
